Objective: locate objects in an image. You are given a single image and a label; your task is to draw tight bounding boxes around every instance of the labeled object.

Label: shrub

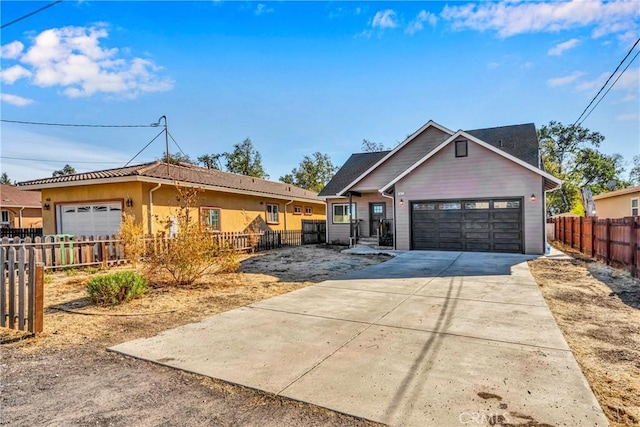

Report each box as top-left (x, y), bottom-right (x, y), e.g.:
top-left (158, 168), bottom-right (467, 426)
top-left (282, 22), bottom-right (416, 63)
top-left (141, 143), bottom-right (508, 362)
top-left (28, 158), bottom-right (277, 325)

top-left (144, 186), bottom-right (240, 286)
top-left (87, 271), bottom-right (147, 305)
top-left (118, 213), bottom-right (145, 266)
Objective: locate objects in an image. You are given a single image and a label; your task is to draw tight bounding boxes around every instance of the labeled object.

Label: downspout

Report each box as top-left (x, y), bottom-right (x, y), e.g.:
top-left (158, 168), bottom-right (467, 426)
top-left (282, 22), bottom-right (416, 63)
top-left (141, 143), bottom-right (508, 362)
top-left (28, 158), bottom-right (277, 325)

top-left (19, 207), bottom-right (25, 228)
top-left (379, 190), bottom-right (395, 250)
top-left (284, 200), bottom-right (294, 231)
top-left (149, 183), bottom-right (162, 235)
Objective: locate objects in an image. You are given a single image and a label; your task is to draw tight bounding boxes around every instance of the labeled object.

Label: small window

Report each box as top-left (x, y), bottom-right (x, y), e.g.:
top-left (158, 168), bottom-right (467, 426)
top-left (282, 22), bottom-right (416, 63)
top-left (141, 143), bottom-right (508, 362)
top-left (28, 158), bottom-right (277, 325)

top-left (267, 204), bottom-right (279, 224)
top-left (333, 203), bottom-right (356, 224)
top-left (494, 200), bottom-right (520, 209)
top-left (413, 203), bottom-right (436, 211)
top-left (201, 207), bottom-right (221, 231)
top-left (293, 205), bottom-right (302, 215)
top-left (304, 206), bottom-right (313, 215)
top-left (372, 205), bottom-right (384, 214)
top-left (93, 206), bottom-right (107, 212)
top-left (1, 210), bottom-right (9, 225)
top-left (455, 140), bottom-right (468, 158)
top-left (439, 202), bottom-right (461, 210)
top-left (78, 206), bottom-right (91, 213)
top-left (632, 198), bottom-right (639, 216)
top-left (465, 201), bottom-right (490, 210)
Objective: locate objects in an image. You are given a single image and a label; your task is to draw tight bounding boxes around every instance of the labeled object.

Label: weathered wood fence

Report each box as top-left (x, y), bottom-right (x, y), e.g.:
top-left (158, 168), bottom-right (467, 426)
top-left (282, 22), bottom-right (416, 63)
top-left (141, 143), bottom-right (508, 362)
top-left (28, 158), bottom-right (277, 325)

top-left (551, 216), bottom-right (640, 277)
top-left (302, 220), bottom-right (326, 244)
top-left (1, 245), bottom-right (44, 334)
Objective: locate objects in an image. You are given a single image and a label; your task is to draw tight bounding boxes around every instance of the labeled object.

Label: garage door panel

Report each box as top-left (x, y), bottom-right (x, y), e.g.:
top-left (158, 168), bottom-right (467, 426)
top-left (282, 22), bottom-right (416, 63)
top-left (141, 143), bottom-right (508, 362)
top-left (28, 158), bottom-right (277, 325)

top-left (59, 202), bottom-right (122, 237)
top-left (411, 199), bottom-right (522, 253)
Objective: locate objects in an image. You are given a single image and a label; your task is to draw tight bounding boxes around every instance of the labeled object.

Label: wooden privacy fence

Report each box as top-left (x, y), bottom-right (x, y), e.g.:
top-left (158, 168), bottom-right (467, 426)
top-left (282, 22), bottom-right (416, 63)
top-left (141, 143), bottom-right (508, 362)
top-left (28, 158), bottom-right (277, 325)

top-left (302, 220), bottom-right (326, 244)
top-left (551, 216), bottom-right (640, 277)
top-left (1, 245), bottom-right (44, 334)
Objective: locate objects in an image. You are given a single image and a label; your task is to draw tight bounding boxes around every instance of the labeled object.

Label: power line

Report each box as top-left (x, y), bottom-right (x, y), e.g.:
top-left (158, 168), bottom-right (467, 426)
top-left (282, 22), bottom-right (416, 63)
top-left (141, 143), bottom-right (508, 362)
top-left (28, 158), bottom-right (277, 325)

top-left (579, 49), bottom-right (640, 125)
top-left (1, 1), bottom-right (63, 29)
top-left (574, 37), bottom-right (640, 126)
top-left (1, 119), bottom-right (156, 128)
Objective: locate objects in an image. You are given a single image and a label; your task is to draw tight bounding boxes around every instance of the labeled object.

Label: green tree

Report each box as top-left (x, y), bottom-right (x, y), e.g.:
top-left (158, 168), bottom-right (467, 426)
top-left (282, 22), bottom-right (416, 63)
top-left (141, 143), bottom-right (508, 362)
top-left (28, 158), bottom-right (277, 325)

top-left (159, 152), bottom-right (195, 165)
top-left (279, 152), bottom-right (337, 193)
top-left (197, 154), bottom-right (223, 170)
top-left (224, 138), bottom-right (268, 179)
top-left (630, 155), bottom-right (640, 185)
top-left (361, 139), bottom-right (387, 152)
top-left (52, 164), bottom-right (76, 177)
top-left (0, 172), bottom-right (11, 185)
top-left (539, 121), bottom-right (627, 215)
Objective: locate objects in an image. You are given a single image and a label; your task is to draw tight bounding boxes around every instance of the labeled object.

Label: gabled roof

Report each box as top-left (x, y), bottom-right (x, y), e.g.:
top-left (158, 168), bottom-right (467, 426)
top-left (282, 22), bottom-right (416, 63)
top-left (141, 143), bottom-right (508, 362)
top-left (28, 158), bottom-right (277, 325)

top-left (320, 120), bottom-right (548, 197)
top-left (593, 185), bottom-right (640, 200)
top-left (17, 161), bottom-right (322, 203)
top-left (380, 130), bottom-right (561, 192)
top-left (0, 184), bottom-right (41, 208)
top-left (318, 151), bottom-right (389, 197)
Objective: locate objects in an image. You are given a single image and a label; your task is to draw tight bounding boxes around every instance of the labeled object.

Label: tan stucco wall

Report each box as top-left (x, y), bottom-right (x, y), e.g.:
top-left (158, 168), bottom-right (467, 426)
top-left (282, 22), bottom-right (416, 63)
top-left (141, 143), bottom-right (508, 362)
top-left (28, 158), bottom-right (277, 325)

top-left (1, 207), bottom-right (42, 228)
top-left (40, 181), bottom-right (325, 235)
top-left (594, 192), bottom-right (640, 219)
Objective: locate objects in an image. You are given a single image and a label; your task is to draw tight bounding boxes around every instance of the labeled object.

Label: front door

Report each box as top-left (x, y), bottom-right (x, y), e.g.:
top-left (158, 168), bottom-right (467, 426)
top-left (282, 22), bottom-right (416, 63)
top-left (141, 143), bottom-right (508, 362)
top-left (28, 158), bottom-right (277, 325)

top-left (369, 202), bottom-right (386, 236)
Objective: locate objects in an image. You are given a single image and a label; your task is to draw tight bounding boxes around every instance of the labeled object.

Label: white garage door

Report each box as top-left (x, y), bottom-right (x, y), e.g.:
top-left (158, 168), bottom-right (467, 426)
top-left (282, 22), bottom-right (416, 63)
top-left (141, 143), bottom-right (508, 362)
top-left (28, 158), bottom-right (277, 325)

top-left (57, 202), bottom-right (123, 237)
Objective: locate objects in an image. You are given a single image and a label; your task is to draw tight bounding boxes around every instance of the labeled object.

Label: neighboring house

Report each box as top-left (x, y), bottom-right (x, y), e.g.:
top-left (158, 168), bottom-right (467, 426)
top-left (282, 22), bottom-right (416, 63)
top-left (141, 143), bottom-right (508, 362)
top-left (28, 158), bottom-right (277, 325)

top-left (0, 184), bottom-right (42, 229)
top-left (319, 120), bottom-right (562, 254)
top-left (17, 161), bottom-right (325, 237)
top-left (593, 186), bottom-right (640, 218)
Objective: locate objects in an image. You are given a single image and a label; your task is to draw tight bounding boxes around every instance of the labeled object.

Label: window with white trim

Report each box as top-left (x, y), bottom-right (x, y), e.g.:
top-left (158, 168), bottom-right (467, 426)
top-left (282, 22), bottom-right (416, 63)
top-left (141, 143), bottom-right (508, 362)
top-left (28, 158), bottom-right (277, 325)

top-left (304, 206), bottom-right (313, 215)
top-left (632, 198), bottom-right (638, 216)
top-left (266, 204), bottom-right (279, 224)
top-left (1, 210), bottom-right (10, 227)
top-left (293, 205), bottom-right (302, 215)
top-left (201, 207), bottom-right (221, 231)
top-left (332, 203), bottom-right (356, 224)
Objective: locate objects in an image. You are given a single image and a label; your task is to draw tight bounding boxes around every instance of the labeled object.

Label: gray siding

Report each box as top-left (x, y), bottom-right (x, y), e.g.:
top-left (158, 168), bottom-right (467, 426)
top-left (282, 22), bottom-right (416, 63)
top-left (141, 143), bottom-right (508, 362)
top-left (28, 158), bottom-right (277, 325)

top-left (352, 127), bottom-right (450, 192)
top-left (326, 194), bottom-right (393, 244)
top-left (394, 141), bottom-right (545, 254)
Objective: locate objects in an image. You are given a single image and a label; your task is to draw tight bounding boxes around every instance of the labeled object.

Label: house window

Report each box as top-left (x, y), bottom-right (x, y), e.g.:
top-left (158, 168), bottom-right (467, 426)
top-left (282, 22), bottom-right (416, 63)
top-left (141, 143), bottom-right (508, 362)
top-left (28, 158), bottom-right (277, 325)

top-left (1, 210), bottom-right (9, 227)
top-left (293, 205), bottom-right (302, 215)
top-left (438, 202), bottom-right (461, 210)
top-left (632, 198), bottom-right (639, 216)
top-left (455, 140), bottom-right (468, 157)
top-left (304, 206), bottom-right (313, 215)
top-left (333, 203), bottom-right (356, 224)
top-left (266, 204), bottom-right (279, 224)
top-left (201, 207), bottom-right (221, 231)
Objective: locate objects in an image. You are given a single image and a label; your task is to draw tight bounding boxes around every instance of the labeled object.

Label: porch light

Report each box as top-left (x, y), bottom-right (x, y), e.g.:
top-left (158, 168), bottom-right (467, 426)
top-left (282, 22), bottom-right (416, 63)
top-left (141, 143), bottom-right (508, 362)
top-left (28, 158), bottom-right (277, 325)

top-left (530, 194), bottom-right (536, 202)
top-left (43, 203), bottom-right (50, 210)
top-left (399, 199), bottom-right (404, 206)
top-left (126, 198), bottom-right (134, 208)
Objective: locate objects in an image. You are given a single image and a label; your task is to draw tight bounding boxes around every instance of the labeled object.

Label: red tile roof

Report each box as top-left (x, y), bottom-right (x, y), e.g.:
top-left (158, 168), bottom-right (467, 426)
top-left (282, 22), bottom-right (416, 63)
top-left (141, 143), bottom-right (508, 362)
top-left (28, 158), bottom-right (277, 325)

top-left (0, 184), bottom-right (41, 208)
top-left (17, 161), bottom-right (321, 203)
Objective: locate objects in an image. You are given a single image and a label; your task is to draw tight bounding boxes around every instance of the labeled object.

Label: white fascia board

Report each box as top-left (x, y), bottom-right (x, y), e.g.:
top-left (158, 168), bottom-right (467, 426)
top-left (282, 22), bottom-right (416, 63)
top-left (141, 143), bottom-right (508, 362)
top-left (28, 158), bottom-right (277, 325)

top-left (336, 120), bottom-right (454, 196)
top-left (380, 130), bottom-right (562, 193)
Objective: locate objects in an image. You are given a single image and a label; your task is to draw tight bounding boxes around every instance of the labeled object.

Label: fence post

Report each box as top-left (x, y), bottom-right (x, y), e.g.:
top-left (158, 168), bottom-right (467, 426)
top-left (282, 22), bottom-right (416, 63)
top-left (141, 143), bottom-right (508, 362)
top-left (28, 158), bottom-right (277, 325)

top-left (579, 217), bottom-right (584, 253)
top-left (0, 245), bottom-right (5, 328)
top-left (32, 262), bottom-right (44, 335)
top-left (591, 217), bottom-right (596, 258)
top-left (605, 218), bottom-right (612, 265)
top-left (631, 217), bottom-right (638, 278)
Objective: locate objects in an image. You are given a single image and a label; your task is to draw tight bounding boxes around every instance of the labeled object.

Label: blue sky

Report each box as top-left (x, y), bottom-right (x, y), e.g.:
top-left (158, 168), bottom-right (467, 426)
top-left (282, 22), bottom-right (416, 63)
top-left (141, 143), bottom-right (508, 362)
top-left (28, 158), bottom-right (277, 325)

top-left (1, 0), bottom-right (639, 184)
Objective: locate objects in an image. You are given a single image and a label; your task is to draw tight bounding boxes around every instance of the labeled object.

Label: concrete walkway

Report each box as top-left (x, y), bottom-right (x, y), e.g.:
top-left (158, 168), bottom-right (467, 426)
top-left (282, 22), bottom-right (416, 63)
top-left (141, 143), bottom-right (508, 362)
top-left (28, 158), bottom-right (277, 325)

top-left (110, 251), bottom-right (607, 426)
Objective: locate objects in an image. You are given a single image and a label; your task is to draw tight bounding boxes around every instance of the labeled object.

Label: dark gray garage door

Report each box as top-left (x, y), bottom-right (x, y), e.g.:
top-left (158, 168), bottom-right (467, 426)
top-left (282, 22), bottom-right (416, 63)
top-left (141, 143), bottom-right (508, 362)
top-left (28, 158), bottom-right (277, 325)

top-left (411, 199), bottom-right (523, 253)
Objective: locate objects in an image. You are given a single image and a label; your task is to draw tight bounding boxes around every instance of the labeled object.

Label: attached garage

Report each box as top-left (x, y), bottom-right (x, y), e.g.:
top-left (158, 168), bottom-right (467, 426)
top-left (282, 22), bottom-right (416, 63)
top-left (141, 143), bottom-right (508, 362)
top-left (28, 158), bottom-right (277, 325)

top-left (56, 202), bottom-right (123, 237)
top-left (411, 199), bottom-right (523, 253)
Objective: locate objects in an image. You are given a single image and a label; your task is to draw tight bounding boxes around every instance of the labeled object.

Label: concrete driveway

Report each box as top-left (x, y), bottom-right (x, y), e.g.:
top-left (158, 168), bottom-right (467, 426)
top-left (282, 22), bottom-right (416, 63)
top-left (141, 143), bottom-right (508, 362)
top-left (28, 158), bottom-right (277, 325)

top-left (110, 251), bottom-right (607, 426)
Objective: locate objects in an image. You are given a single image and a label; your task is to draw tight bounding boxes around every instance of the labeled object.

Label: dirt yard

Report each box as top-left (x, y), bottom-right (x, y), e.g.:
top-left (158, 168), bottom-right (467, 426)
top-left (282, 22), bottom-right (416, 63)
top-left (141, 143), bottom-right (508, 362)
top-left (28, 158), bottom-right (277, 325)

top-left (1, 245), bottom-right (388, 427)
top-left (529, 244), bottom-right (640, 427)
top-left (2, 244), bottom-right (639, 426)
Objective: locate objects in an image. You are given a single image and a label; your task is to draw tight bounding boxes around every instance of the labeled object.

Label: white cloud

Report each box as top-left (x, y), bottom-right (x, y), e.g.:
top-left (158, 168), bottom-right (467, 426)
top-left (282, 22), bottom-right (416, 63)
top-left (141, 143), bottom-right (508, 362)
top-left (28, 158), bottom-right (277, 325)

top-left (255, 3), bottom-right (273, 16)
top-left (577, 71), bottom-right (609, 92)
top-left (0, 65), bottom-right (32, 84)
top-left (548, 38), bottom-right (581, 56)
top-left (548, 71), bottom-right (585, 87)
top-left (1, 41), bottom-right (24, 59)
top-left (372, 9), bottom-right (398, 29)
top-left (441, 0), bottom-right (639, 39)
top-left (1, 25), bottom-right (173, 99)
top-left (0, 93), bottom-right (34, 106)
top-left (616, 112), bottom-right (640, 121)
top-left (405, 10), bottom-right (437, 35)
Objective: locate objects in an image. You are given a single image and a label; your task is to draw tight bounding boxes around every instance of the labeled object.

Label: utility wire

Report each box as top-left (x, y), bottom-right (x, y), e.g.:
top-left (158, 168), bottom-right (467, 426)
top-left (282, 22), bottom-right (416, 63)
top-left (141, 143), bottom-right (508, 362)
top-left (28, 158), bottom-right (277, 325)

top-left (1, 0), bottom-right (63, 29)
top-left (123, 129), bottom-right (166, 167)
top-left (579, 49), bottom-right (640, 125)
top-left (168, 131), bottom-right (190, 158)
top-left (573, 37), bottom-right (640, 126)
top-left (1, 119), bottom-right (156, 128)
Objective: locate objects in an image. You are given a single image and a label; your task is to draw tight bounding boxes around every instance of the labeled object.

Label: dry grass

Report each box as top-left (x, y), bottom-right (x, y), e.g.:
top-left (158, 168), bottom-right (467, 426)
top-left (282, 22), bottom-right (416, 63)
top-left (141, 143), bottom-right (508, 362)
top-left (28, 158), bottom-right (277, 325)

top-left (529, 244), bottom-right (640, 427)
